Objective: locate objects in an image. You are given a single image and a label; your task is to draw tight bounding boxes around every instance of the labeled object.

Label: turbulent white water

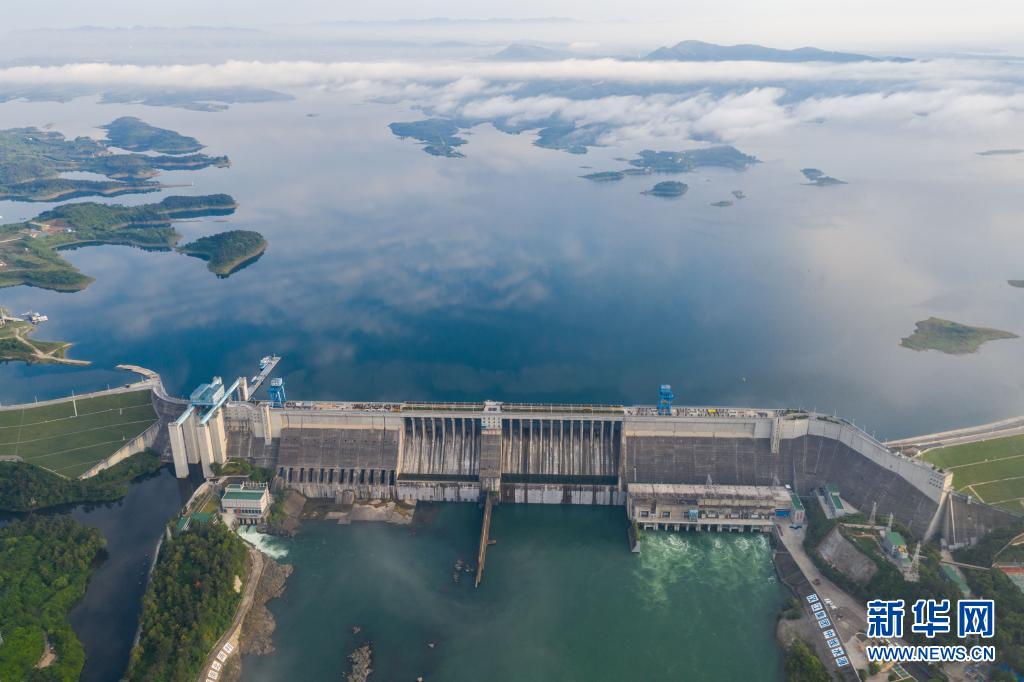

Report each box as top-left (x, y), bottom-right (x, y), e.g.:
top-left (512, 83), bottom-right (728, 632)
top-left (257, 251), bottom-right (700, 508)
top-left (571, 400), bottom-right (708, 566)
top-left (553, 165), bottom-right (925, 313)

top-left (236, 526), bottom-right (290, 560)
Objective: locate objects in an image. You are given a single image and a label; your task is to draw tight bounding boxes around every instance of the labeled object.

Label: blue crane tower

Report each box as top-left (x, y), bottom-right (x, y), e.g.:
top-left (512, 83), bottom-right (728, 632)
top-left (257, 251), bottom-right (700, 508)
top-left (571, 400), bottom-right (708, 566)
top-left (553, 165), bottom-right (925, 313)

top-left (268, 378), bottom-right (286, 408)
top-left (657, 384), bottom-right (674, 415)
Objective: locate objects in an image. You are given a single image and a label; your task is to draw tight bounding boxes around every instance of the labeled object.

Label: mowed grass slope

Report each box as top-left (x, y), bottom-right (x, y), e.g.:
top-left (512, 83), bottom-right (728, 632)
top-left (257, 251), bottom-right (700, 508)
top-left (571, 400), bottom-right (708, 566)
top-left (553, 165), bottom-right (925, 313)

top-left (0, 390), bottom-right (156, 477)
top-left (923, 434), bottom-right (1024, 512)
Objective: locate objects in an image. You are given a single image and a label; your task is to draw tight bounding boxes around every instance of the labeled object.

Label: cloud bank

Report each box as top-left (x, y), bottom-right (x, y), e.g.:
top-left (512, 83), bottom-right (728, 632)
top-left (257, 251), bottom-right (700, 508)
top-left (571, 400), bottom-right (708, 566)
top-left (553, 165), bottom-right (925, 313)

top-left (1, 56), bottom-right (1022, 146)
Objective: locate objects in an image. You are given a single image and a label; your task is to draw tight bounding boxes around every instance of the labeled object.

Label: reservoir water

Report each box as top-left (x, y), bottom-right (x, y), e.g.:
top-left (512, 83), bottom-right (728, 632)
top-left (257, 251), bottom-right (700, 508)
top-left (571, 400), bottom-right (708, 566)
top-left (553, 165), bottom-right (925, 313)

top-left (1, 92), bottom-right (1023, 440)
top-left (240, 505), bottom-right (786, 681)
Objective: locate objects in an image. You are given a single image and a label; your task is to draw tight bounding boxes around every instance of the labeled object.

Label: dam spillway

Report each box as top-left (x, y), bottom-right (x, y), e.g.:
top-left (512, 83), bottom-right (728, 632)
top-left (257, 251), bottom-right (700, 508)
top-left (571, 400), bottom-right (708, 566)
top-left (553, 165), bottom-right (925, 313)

top-left (164, 391), bottom-right (1022, 545)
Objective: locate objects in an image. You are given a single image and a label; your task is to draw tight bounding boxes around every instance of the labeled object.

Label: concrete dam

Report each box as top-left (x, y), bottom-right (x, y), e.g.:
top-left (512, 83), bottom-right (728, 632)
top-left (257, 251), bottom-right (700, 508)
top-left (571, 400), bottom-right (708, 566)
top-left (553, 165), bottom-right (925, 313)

top-left (163, 377), bottom-right (1023, 546)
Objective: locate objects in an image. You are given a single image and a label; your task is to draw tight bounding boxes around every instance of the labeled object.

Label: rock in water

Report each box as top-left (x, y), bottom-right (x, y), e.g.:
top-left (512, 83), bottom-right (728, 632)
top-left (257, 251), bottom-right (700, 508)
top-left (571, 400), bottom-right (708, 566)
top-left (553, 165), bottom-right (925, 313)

top-left (346, 644), bottom-right (373, 682)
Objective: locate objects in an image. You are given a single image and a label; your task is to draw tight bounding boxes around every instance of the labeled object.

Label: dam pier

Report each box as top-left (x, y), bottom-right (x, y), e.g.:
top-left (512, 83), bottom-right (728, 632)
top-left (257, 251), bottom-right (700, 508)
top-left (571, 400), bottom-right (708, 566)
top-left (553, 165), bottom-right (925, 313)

top-left (153, 368), bottom-right (1024, 549)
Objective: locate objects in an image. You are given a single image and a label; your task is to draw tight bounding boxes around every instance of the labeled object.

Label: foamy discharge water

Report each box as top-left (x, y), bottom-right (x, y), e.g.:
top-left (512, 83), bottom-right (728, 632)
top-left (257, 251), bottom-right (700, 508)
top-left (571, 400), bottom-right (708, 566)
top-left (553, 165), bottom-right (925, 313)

top-left (236, 525), bottom-right (290, 560)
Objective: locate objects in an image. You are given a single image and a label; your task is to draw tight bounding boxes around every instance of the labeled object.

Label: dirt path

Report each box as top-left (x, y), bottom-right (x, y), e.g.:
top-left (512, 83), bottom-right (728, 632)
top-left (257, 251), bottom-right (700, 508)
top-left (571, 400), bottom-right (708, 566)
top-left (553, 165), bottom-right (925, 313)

top-left (5, 323), bottom-right (89, 366)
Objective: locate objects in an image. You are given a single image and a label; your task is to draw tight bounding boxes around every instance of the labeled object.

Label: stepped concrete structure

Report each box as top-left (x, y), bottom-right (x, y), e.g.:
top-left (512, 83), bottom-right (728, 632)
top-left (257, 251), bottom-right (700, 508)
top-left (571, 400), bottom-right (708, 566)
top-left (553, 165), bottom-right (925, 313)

top-left (165, 383), bottom-right (1023, 545)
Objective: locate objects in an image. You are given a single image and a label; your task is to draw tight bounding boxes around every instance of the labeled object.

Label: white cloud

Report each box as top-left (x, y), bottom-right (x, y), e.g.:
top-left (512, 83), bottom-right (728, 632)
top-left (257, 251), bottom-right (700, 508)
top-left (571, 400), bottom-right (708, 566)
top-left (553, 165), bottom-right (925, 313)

top-left (1, 56), bottom-right (1021, 145)
top-left (0, 57), bottom-right (1018, 89)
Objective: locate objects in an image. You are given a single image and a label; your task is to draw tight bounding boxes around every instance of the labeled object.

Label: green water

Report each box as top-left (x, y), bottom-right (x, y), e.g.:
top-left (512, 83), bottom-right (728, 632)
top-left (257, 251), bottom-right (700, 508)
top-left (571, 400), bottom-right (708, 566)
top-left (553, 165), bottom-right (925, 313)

top-left (241, 504), bottom-right (786, 681)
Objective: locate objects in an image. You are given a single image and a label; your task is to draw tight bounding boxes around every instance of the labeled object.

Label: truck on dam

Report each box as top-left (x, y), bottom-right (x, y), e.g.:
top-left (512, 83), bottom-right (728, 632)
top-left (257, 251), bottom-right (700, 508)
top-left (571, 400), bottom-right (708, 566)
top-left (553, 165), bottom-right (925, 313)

top-left (160, 374), bottom-right (1021, 548)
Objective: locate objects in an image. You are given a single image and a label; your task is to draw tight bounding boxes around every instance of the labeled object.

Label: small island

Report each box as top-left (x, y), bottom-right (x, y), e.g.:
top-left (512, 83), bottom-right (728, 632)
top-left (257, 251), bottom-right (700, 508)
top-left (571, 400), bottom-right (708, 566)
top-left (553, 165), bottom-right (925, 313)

top-left (630, 146), bottom-right (759, 173)
top-left (732, 190), bottom-right (746, 199)
top-left (801, 168), bottom-right (846, 186)
top-left (101, 116), bottom-right (204, 154)
top-left (899, 317), bottom-right (1018, 355)
top-left (389, 119), bottom-right (469, 157)
top-left (0, 194), bottom-right (243, 292)
top-left (0, 121), bottom-right (229, 201)
top-left (581, 171), bottom-right (625, 182)
top-left (1009, 280), bottom-right (1024, 288)
top-left (178, 230), bottom-right (267, 276)
top-left (643, 181), bottom-right (688, 198)
top-left (711, 200), bottom-right (734, 207)
top-left (977, 149), bottom-right (1023, 156)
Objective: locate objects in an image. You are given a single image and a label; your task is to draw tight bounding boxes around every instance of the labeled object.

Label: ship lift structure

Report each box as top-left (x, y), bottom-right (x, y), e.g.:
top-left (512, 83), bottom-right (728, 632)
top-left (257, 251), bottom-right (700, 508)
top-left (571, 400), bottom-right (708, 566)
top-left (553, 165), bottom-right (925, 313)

top-left (169, 354), bottom-right (283, 478)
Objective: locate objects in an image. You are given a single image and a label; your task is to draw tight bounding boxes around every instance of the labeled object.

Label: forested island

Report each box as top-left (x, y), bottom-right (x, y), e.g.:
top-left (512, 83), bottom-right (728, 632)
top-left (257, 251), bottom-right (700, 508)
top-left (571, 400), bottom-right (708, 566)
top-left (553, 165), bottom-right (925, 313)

top-left (0, 451), bottom-right (162, 512)
top-left (102, 117), bottom-right (204, 154)
top-left (629, 146), bottom-right (760, 173)
top-left (0, 516), bottom-right (106, 682)
top-left (1009, 280), bottom-right (1024, 288)
top-left (128, 522), bottom-right (249, 682)
top-left (642, 181), bottom-right (688, 197)
top-left (178, 230), bottom-right (268, 276)
top-left (581, 170), bottom-right (626, 182)
top-left (0, 121), bottom-right (228, 201)
top-left (801, 168), bottom-right (846, 186)
top-left (900, 317), bottom-right (1018, 354)
top-left (0, 194), bottom-right (246, 291)
top-left (581, 146), bottom-right (758, 186)
top-left (389, 119), bottom-right (469, 157)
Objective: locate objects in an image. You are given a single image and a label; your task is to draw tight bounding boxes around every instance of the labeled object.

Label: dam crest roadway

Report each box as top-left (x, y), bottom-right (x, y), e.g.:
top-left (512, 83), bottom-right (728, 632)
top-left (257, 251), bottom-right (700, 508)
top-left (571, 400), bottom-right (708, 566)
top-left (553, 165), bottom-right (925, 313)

top-left (150, 367), bottom-right (1024, 551)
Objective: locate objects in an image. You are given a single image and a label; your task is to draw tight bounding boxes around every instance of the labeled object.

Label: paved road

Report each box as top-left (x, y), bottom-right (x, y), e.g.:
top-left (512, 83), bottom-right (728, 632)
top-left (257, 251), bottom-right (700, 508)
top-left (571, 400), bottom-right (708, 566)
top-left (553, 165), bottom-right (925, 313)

top-left (776, 525), bottom-right (871, 672)
top-left (887, 415), bottom-right (1024, 452)
top-left (777, 526), bottom-right (948, 682)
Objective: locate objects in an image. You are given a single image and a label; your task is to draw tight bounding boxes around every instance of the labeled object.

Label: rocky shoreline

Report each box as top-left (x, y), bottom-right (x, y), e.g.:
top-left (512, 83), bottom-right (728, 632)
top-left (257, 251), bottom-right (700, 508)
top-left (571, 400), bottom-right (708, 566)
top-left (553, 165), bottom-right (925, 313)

top-left (239, 557), bottom-right (294, 657)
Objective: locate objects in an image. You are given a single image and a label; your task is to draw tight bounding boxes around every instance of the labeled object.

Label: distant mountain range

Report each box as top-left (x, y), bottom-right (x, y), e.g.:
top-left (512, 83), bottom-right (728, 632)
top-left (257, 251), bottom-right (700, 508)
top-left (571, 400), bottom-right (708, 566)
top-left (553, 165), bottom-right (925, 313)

top-left (489, 39), bottom-right (902, 63)
top-left (643, 40), bottom-right (885, 63)
top-left (489, 44), bottom-right (575, 61)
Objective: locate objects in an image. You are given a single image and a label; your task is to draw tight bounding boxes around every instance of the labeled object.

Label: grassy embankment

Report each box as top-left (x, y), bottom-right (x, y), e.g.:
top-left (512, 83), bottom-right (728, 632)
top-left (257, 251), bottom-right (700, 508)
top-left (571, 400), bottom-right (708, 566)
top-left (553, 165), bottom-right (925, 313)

top-left (922, 434), bottom-right (1024, 512)
top-left (0, 389), bottom-right (157, 477)
top-left (899, 317), bottom-right (1017, 355)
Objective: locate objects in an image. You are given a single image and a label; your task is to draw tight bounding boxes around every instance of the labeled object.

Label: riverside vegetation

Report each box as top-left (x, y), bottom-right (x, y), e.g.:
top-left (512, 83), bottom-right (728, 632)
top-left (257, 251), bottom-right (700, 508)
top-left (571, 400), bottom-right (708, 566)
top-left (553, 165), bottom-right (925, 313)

top-left (0, 516), bottom-right (106, 682)
top-left (127, 521), bottom-right (249, 682)
top-left (0, 450), bottom-right (163, 512)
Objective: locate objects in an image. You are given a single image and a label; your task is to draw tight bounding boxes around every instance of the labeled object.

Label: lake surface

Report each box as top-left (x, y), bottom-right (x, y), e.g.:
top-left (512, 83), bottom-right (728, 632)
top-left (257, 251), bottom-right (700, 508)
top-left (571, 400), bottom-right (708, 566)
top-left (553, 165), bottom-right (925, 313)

top-left (240, 505), bottom-right (786, 681)
top-left (1, 93), bottom-right (1023, 439)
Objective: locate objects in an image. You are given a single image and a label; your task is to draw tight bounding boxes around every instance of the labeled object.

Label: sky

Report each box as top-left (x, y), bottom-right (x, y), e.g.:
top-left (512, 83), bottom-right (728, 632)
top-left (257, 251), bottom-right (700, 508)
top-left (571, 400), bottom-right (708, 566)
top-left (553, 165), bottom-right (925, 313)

top-left (4, 0), bottom-right (1024, 52)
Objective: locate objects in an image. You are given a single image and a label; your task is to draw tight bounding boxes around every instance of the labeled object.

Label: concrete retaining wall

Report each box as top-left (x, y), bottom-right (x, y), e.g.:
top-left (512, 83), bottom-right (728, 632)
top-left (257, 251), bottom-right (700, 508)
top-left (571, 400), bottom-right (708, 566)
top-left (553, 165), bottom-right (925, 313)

top-left (81, 419), bottom-right (162, 479)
